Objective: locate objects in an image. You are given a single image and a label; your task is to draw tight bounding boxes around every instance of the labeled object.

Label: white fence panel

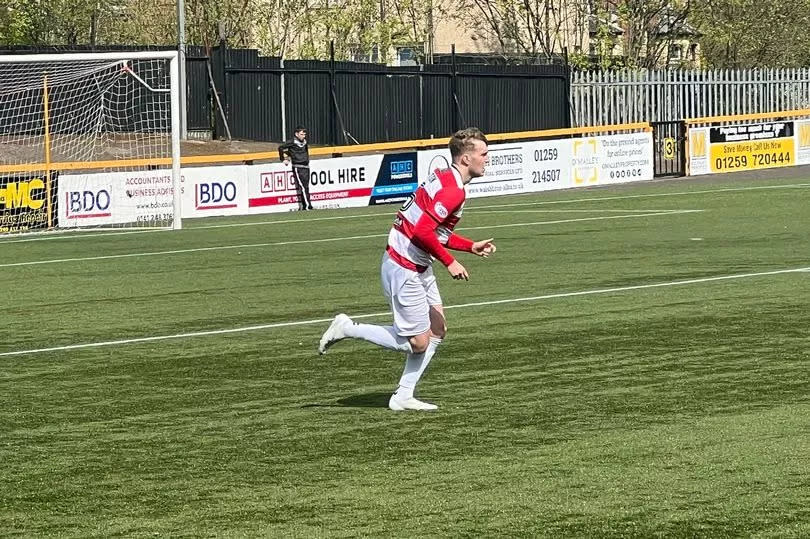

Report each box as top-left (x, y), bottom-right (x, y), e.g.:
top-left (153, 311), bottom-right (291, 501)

top-left (571, 68), bottom-right (810, 126)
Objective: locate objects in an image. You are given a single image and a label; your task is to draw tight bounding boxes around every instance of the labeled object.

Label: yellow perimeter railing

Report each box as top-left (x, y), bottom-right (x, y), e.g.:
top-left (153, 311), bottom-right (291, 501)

top-left (685, 108), bottom-right (810, 125)
top-left (0, 122), bottom-right (651, 175)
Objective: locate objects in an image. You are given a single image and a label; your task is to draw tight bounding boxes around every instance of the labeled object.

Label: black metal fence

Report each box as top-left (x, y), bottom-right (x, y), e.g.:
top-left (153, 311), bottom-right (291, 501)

top-left (210, 43), bottom-right (571, 145)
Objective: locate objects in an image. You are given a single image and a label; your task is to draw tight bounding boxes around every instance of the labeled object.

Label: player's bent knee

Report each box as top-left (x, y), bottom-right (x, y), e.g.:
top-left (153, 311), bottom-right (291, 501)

top-left (408, 332), bottom-right (430, 354)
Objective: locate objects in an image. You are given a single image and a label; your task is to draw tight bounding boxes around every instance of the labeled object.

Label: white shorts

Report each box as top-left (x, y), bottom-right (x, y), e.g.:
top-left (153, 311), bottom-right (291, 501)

top-left (381, 252), bottom-right (442, 336)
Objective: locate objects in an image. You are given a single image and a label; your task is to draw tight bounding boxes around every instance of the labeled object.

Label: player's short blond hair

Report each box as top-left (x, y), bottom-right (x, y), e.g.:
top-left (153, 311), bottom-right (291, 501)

top-left (449, 127), bottom-right (488, 162)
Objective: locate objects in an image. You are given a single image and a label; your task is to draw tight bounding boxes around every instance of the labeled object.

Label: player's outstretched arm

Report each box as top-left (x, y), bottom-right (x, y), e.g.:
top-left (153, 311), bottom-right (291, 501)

top-left (471, 238), bottom-right (497, 258)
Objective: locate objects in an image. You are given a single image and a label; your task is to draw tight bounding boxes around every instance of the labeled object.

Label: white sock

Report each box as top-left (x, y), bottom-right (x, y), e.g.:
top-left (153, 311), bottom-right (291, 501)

top-left (395, 337), bottom-right (442, 400)
top-left (343, 323), bottom-right (412, 352)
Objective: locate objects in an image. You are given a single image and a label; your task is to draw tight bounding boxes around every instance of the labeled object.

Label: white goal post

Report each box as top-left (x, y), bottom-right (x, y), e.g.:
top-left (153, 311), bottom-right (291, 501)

top-left (0, 51), bottom-right (182, 234)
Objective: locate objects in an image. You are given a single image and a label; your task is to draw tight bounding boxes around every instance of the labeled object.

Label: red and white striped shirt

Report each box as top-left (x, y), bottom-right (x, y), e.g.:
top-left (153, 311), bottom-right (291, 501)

top-left (386, 165), bottom-right (474, 272)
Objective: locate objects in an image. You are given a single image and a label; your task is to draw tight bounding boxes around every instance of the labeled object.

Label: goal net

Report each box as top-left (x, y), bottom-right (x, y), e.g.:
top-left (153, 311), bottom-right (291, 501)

top-left (0, 51), bottom-right (181, 235)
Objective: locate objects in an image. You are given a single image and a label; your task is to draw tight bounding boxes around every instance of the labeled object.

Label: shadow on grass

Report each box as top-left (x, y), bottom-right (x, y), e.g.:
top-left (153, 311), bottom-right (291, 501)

top-left (301, 391), bottom-right (391, 409)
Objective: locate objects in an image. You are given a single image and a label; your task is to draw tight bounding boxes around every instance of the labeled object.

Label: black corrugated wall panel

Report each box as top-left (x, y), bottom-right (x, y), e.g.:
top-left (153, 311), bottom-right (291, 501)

top-left (283, 69), bottom-right (332, 145)
top-left (456, 74), bottom-right (569, 134)
top-left (226, 71), bottom-right (282, 141)
top-left (221, 48), bottom-right (282, 141)
top-left (185, 57), bottom-right (211, 131)
top-left (421, 71), bottom-right (454, 138)
top-left (384, 74), bottom-right (421, 142)
top-left (334, 71), bottom-right (420, 143)
top-left (335, 72), bottom-right (387, 143)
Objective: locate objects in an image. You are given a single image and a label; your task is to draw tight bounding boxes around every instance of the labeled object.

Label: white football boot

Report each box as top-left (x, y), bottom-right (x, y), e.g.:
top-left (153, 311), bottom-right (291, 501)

top-left (318, 313), bottom-right (352, 355)
top-left (388, 394), bottom-right (438, 411)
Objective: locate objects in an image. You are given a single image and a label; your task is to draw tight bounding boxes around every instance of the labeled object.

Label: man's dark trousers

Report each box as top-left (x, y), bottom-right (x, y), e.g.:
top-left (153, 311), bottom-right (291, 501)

top-left (293, 165), bottom-right (312, 210)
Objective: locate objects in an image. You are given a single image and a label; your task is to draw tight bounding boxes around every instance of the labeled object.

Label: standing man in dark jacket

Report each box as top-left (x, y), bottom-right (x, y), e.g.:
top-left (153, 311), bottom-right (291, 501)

top-left (278, 125), bottom-right (313, 210)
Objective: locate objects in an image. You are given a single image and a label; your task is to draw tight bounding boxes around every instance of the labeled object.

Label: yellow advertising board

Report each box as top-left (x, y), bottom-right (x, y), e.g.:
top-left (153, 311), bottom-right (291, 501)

top-left (688, 121), bottom-right (804, 175)
top-left (0, 174), bottom-right (53, 233)
top-left (708, 122), bottom-right (794, 173)
top-left (709, 137), bottom-right (794, 173)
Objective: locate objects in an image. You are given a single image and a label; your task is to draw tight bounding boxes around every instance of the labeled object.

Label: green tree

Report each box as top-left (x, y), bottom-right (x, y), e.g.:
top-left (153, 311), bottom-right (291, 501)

top-left (690, 0), bottom-right (810, 67)
top-left (0, 0), bottom-right (95, 45)
top-left (0, 0), bottom-right (432, 62)
top-left (596, 0), bottom-right (693, 68)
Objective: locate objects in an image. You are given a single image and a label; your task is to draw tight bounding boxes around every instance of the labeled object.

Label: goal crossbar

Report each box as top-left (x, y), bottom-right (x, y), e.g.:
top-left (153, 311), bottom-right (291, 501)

top-left (0, 51), bottom-right (179, 63)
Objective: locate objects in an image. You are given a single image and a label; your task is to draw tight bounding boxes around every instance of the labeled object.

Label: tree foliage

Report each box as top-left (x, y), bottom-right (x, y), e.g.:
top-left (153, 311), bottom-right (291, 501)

top-left (689, 0), bottom-right (810, 68)
top-left (603, 0), bottom-right (692, 68)
top-left (1, 0), bottom-right (112, 45)
top-left (3, 0), bottom-right (810, 67)
top-left (1, 0), bottom-right (426, 61)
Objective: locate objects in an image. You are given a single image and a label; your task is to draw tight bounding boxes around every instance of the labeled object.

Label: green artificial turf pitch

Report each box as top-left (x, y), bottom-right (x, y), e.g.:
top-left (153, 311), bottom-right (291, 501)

top-left (1, 175), bottom-right (808, 536)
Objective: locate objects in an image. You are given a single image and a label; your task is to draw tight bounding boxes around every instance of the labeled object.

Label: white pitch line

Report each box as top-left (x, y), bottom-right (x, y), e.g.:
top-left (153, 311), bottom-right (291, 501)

top-left (0, 207), bottom-right (674, 244)
top-left (0, 228), bottom-right (169, 244)
top-left (186, 212), bottom-right (387, 230)
top-left (473, 208), bottom-right (697, 214)
top-left (3, 265), bottom-right (807, 358)
top-left (468, 182), bottom-right (810, 210)
top-left (0, 213), bottom-right (387, 244)
top-left (1, 181), bottom-right (806, 245)
top-left (461, 210), bottom-right (701, 232)
top-left (0, 233), bottom-right (387, 268)
top-left (0, 227), bottom-right (167, 245)
top-left (0, 210), bottom-right (700, 268)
